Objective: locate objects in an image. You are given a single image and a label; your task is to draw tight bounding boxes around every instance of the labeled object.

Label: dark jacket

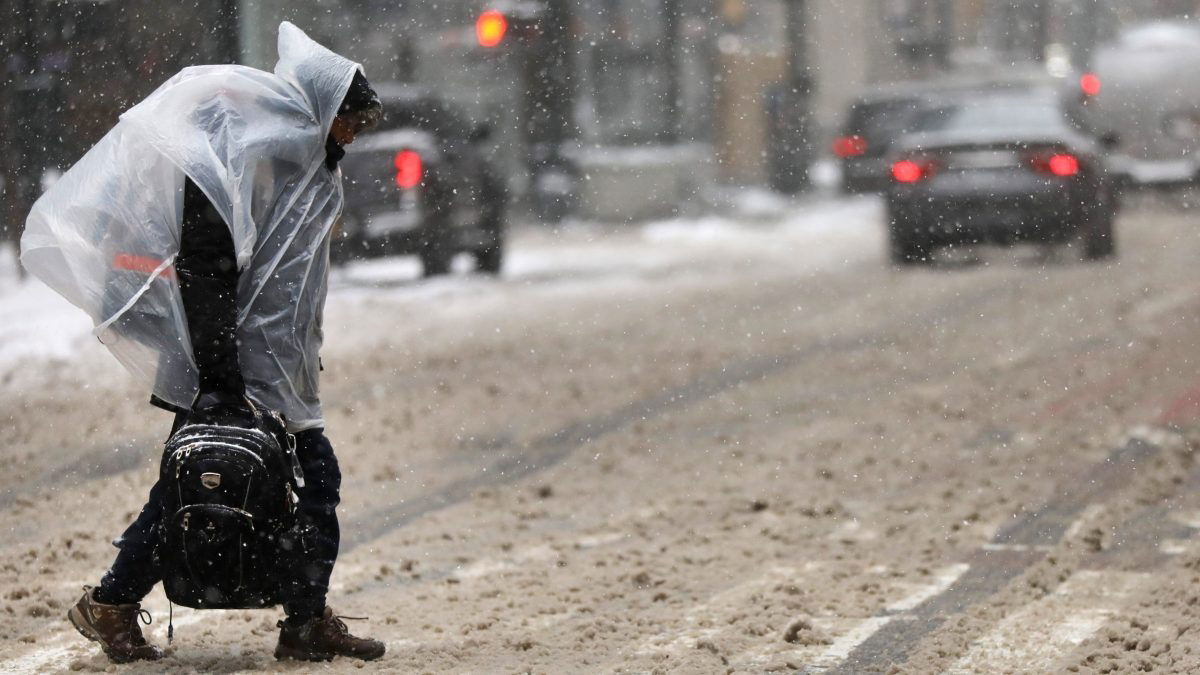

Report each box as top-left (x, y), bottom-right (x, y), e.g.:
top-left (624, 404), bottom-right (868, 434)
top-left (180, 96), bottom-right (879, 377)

top-left (148, 178), bottom-right (245, 418)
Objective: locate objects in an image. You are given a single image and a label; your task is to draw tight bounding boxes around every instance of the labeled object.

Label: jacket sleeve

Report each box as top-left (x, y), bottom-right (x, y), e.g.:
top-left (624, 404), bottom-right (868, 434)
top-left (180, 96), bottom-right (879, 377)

top-left (176, 178), bottom-right (246, 398)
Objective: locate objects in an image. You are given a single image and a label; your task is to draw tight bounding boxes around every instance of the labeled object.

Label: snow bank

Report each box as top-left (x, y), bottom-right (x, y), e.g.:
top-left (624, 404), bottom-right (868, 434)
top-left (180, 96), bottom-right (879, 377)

top-left (0, 195), bottom-right (883, 385)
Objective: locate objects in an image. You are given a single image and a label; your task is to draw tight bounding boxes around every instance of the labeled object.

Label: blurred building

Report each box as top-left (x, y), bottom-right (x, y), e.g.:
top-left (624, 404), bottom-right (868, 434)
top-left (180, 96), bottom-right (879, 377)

top-left (4, 0), bottom-right (1200, 240)
top-left (0, 0), bottom-right (236, 245)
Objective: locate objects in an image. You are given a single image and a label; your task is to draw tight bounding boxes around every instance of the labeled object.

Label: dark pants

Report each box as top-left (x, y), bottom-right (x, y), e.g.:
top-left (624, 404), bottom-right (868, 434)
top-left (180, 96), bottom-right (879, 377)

top-left (94, 425), bottom-right (342, 621)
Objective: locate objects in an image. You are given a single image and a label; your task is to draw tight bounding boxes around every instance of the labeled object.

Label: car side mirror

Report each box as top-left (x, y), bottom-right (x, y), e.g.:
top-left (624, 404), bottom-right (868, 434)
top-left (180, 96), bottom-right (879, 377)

top-left (1099, 132), bottom-right (1121, 151)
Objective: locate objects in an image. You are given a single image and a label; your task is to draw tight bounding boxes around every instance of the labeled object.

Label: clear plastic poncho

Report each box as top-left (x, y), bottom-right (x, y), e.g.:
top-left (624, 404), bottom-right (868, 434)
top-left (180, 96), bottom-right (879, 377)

top-left (20, 22), bottom-right (362, 431)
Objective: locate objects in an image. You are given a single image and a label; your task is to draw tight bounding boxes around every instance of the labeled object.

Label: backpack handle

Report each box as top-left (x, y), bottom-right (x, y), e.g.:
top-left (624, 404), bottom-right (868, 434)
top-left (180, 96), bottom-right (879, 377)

top-left (246, 400), bottom-right (305, 489)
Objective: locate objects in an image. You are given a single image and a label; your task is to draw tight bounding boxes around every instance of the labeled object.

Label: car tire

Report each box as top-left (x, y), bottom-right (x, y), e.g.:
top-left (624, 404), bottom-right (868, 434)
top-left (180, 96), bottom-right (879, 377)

top-left (329, 213), bottom-right (365, 267)
top-left (888, 214), bottom-right (931, 266)
top-left (418, 225), bottom-right (454, 277)
top-left (474, 207), bottom-right (505, 275)
top-left (475, 238), bottom-right (504, 275)
top-left (419, 179), bottom-right (456, 277)
top-left (1082, 207), bottom-right (1116, 261)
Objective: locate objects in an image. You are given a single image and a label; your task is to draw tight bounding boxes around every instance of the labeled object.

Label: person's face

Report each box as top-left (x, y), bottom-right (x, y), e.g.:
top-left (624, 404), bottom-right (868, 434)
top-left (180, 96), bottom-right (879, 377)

top-left (330, 114), bottom-right (366, 146)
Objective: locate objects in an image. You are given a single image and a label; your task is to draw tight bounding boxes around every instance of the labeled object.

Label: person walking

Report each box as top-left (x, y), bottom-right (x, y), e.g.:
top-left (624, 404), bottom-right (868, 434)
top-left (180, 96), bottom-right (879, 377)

top-left (21, 22), bottom-right (385, 663)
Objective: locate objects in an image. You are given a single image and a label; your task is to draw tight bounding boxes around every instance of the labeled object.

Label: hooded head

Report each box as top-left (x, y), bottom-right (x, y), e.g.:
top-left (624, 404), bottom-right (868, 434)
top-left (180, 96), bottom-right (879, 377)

top-left (273, 22), bottom-right (380, 170)
top-left (330, 70), bottom-right (382, 146)
top-left (273, 22), bottom-right (374, 143)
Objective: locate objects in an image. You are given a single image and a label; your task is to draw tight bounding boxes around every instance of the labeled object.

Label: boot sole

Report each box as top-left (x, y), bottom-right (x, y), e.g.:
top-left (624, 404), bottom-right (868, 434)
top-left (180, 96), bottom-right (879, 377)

top-left (274, 644), bottom-right (335, 662)
top-left (274, 644), bottom-right (385, 662)
top-left (67, 606), bottom-right (133, 664)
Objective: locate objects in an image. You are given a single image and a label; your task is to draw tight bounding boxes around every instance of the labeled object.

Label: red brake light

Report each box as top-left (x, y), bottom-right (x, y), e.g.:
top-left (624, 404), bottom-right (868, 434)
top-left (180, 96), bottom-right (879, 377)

top-left (1030, 152), bottom-right (1080, 177)
top-left (1080, 72), bottom-right (1101, 97)
top-left (833, 135), bottom-right (868, 158)
top-left (892, 159), bottom-right (928, 183)
top-left (1048, 154), bottom-right (1080, 177)
top-left (476, 10), bottom-right (508, 48)
top-left (394, 150), bottom-right (422, 189)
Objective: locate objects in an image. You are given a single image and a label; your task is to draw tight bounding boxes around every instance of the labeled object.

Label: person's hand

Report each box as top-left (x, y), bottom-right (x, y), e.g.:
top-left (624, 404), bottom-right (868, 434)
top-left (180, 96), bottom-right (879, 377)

top-left (190, 389), bottom-right (256, 427)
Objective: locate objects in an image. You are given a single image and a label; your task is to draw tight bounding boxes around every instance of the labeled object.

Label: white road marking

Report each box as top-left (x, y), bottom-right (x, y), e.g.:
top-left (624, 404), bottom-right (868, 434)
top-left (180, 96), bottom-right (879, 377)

top-left (1160, 539), bottom-right (1191, 555)
top-left (574, 531), bottom-right (625, 549)
top-left (1126, 425), bottom-right (1182, 449)
top-left (627, 564), bottom-right (808, 662)
top-left (979, 543), bottom-right (1053, 553)
top-left (802, 616), bottom-right (896, 671)
top-left (1064, 504), bottom-right (1107, 542)
top-left (1169, 510), bottom-right (1200, 530)
top-left (454, 544), bottom-right (558, 580)
top-left (944, 570), bottom-right (1150, 674)
top-left (739, 563), bottom-right (969, 671)
top-left (885, 563), bottom-right (970, 613)
top-left (444, 531), bottom-right (629, 583)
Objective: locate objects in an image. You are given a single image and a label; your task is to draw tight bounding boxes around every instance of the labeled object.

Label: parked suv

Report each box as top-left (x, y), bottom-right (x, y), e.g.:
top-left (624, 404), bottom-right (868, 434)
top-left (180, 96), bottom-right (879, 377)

top-left (334, 84), bottom-right (507, 276)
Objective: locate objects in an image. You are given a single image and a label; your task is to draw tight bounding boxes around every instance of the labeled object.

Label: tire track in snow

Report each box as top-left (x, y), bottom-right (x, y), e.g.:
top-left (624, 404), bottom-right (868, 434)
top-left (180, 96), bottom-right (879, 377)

top-left (340, 283), bottom-right (1010, 552)
top-left (0, 435), bottom-right (161, 511)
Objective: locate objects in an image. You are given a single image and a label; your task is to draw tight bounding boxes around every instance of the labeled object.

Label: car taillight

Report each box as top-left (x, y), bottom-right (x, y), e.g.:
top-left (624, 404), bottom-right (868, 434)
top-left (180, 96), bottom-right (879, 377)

top-left (1080, 72), bottom-right (1101, 97)
top-left (833, 135), bottom-right (868, 158)
top-left (1029, 152), bottom-right (1080, 177)
top-left (892, 159), bottom-right (932, 183)
top-left (394, 150), bottom-right (422, 189)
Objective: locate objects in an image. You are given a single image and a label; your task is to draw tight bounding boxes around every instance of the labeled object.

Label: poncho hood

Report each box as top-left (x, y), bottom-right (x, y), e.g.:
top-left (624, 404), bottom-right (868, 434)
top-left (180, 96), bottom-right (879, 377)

top-left (21, 22), bottom-right (362, 431)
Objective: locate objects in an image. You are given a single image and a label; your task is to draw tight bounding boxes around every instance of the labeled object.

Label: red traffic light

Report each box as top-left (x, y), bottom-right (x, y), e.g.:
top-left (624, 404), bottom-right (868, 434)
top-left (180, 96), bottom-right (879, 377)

top-left (1080, 72), bottom-right (1101, 97)
top-left (477, 10), bottom-right (508, 48)
top-left (394, 150), bottom-right (423, 189)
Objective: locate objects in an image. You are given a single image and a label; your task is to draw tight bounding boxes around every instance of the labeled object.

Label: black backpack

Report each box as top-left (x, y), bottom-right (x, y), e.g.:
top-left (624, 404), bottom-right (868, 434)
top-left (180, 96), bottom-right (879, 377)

top-left (155, 408), bottom-right (307, 609)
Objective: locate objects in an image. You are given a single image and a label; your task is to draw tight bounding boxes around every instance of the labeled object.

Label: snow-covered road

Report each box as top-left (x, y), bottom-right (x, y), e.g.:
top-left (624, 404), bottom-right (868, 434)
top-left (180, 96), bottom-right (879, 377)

top-left (6, 194), bottom-right (1200, 673)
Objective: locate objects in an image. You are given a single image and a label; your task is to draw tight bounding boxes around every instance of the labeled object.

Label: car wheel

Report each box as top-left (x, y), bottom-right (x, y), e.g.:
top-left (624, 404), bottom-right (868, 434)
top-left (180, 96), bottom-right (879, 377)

top-left (329, 213), bottom-right (364, 267)
top-left (1082, 206), bottom-right (1116, 261)
top-left (475, 210), bottom-right (505, 275)
top-left (888, 215), bottom-right (931, 266)
top-left (419, 227), bottom-right (453, 277)
top-left (475, 238), bottom-right (504, 275)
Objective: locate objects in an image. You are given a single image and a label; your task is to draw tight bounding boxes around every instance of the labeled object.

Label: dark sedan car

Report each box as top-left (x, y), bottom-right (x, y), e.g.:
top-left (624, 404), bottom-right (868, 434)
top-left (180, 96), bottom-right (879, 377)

top-left (334, 85), bottom-right (506, 276)
top-left (836, 73), bottom-right (1064, 194)
top-left (886, 90), bottom-right (1119, 265)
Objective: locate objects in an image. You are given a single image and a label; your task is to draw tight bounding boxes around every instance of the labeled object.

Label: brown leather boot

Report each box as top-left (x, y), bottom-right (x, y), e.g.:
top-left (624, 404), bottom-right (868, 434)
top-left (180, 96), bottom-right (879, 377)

top-left (66, 587), bottom-right (163, 663)
top-left (274, 607), bottom-right (386, 661)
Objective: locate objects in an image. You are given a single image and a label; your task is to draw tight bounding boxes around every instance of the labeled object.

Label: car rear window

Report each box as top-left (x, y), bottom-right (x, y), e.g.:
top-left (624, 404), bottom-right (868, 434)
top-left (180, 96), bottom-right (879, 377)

top-left (375, 98), bottom-right (474, 140)
top-left (915, 100), bottom-right (1067, 135)
top-left (846, 98), bottom-right (930, 153)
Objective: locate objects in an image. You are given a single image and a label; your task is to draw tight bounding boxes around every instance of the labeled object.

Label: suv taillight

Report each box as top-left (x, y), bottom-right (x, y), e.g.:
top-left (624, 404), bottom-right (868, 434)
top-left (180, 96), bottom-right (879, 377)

top-left (833, 135), bottom-right (868, 158)
top-left (892, 158), bottom-right (934, 183)
top-left (394, 150), bottom-right (422, 189)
